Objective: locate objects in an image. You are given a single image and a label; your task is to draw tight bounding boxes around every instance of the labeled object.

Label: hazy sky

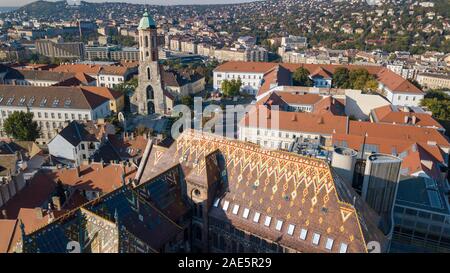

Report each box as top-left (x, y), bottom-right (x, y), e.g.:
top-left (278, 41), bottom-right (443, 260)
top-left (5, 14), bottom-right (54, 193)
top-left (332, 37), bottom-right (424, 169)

top-left (1, 0), bottom-right (259, 7)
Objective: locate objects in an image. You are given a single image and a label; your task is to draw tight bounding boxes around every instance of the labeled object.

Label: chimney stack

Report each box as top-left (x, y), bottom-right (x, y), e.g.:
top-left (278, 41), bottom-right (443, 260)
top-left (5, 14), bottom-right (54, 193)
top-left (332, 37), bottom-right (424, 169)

top-left (35, 207), bottom-right (44, 219)
top-left (411, 115), bottom-right (417, 125)
top-left (52, 196), bottom-right (62, 211)
top-left (1, 209), bottom-right (7, 219)
top-left (404, 115), bottom-right (409, 124)
top-left (75, 165), bottom-right (81, 178)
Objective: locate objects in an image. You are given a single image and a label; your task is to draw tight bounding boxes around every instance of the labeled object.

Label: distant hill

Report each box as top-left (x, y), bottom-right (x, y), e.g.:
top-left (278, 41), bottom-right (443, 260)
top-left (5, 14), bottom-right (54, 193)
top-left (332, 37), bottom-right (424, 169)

top-left (0, 1), bottom-right (154, 21)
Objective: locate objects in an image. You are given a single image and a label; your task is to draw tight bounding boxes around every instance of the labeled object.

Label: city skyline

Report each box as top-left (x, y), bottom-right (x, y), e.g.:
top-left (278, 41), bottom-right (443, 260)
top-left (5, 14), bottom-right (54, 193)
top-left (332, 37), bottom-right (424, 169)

top-left (0, 0), bottom-right (260, 7)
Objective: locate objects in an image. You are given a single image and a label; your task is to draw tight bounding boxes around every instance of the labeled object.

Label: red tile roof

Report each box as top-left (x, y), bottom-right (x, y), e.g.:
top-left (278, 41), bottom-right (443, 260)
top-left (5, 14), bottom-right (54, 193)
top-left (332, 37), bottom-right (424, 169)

top-left (348, 121), bottom-right (450, 147)
top-left (376, 68), bottom-right (423, 94)
top-left (51, 163), bottom-right (137, 194)
top-left (0, 172), bottom-right (57, 219)
top-left (371, 105), bottom-right (443, 129)
top-left (0, 219), bottom-right (17, 253)
top-left (215, 61), bottom-right (423, 95)
top-left (241, 105), bottom-right (348, 135)
top-left (310, 66), bottom-right (333, 79)
top-left (81, 86), bottom-right (123, 100)
top-left (276, 92), bottom-right (322, 105)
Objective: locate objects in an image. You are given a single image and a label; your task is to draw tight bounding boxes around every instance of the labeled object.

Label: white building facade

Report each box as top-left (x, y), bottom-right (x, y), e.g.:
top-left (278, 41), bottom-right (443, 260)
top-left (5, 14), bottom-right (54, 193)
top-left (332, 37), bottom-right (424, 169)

top-left (213, 71), bottom-right (265, 95)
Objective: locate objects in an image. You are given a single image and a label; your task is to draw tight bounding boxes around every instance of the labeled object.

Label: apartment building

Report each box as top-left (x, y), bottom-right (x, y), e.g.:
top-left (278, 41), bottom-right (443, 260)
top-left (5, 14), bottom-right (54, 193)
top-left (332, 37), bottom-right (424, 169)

top-left (0, 85), bottom-right (111, 143)
top-left (110, 47), bottom-right (139, 61)
top-left (214, 61), bottom-right (424, 106)
top-left (417, 73), bottom-right (450, 90)
top-left (238, 106), bottom-right (348, 149)
top-left (35, 38), bottom-right (85, 60)
top-left (47, 120), bottom-right (115, 166)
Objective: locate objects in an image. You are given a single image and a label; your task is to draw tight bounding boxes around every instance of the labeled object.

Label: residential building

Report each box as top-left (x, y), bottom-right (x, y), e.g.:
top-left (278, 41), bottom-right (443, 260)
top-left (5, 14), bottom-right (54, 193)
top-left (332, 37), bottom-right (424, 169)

top-left (370, 105), bottom-right (444, 132)
top-left (214, 61), bottom-right (424, 106)
top-left (239, 105), bottom-right (348, 149)
top-left (35, 38), bottom-right (85, 60)
top-left (162, 70), bottom-right (205, 97)
top-left (110, 47), bottom-right (139, 61)
top-left (0, 66), bottom-right (96, 87)
top-left (377, 69), bottom-right (424, 107)
top-left (47, 120), bottom-right (116, 166)
top-left (281, 35), bottom-right (308, 49)
top-left (417, 73), bottom-right (450, 90)
top-left (0, 153), bottom-right (25, 208)
top-left (0, 85), bottom-right (111, 143)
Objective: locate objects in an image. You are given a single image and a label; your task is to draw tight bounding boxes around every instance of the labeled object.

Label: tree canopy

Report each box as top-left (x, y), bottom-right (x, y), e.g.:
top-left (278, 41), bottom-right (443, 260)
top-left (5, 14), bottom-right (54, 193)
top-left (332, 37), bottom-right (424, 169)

top-left (332, 68), bottom-right (378, 91)
top-left (3, 111), bottom-right (40, 141)
top-left (332, 67), bottom-right (351, 88)
top-left (221, 79), bottom-right (242, 97)
top-left (420, 90), bottom-right (450, 121)
top-left (293, 67), bottom-right (313, 87)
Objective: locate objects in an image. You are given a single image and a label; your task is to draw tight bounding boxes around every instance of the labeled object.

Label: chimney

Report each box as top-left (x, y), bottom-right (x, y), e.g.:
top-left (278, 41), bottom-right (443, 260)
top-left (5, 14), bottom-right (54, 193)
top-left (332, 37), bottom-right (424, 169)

top-left (75, 165), bottom-right (81, 178)
top-left (317, 116), bottom-right (324, 124)
top-left (404, 115), bottom-right (409, 124)
top-left (411, 115), bottom-right (417, 125)
top-left (52, 196), bottom-right (62, 211)
top-left (1, 209), bottom-right (7, 219)
top-left (291, 114), bottom-right (297, 121)
top-left (35, 207), bottom-right (44, 219)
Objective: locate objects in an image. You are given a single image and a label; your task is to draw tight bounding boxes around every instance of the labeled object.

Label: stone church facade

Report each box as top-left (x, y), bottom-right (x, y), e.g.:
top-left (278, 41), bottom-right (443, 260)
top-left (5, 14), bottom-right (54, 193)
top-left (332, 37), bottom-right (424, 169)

top-left (131, 11), bottom-right (167, 115)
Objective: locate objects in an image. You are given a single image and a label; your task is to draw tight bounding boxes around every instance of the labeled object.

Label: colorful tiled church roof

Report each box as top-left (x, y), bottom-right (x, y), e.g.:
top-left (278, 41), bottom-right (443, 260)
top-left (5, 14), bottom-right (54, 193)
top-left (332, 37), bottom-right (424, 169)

top-left (139, 131), bottom-right (388, 253)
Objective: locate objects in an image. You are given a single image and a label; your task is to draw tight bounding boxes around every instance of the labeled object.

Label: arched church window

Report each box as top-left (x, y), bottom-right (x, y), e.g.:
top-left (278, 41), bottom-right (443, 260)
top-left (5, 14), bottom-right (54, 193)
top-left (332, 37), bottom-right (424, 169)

top-left (144, 36), bottom-right (149, 47)
top-left (147, 67), bottom-right (151, 80)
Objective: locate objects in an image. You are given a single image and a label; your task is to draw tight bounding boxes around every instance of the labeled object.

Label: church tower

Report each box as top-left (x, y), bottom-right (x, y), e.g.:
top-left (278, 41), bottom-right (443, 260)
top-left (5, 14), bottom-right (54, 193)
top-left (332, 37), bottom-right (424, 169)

top-left (131, 10), bottom-right (166, 115)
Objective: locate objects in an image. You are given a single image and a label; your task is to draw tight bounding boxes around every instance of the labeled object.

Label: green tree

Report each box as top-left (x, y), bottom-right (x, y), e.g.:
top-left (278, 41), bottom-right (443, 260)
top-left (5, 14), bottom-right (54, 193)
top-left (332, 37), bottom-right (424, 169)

top-left (420, 90), bottom-right (450, 121)
top-left (3, 111), bottom-right (39, 141)
top-left (332, 67), bottom-right (350, 88)
top-left (349, 68), bottom-right (370, 89)
top-left (364, 79), bottom-right (379, 92)
top-left (113, 78), bottom-right (138, 113)
top-left (293, 67), bottom-right (313, 86)
top-left (180, 95), bottom-right (194, 108)
top-left (221, 79), bottom-right (241, 97)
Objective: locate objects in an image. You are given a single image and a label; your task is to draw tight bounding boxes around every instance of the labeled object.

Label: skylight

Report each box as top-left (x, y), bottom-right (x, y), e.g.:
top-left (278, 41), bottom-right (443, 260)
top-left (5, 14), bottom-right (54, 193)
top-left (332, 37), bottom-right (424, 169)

top-left (299, 228), bottom-right (308, 240)
top-left (287, 224), bottom-right (295, 236)
top-left (232, 204), bottom-right (240, 215)
top-left (325, 238), bottom-right (334, 250)
top-left (312, 233), bottom-right (321, 245)
top-left (222, 200), bottom-right (229, 211)
top-left (253, 212), bottom-right (261, 223)
top-left (213, 198), bottom-right (220, 207)
top-left (339, 243), bottom-right (348, 253)
top-left (242, 208), bottom-right (250, 219)
top-left (264, 216), bottom-right (272, 227)
top-left (275, 220), bottom-right (283, 231)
